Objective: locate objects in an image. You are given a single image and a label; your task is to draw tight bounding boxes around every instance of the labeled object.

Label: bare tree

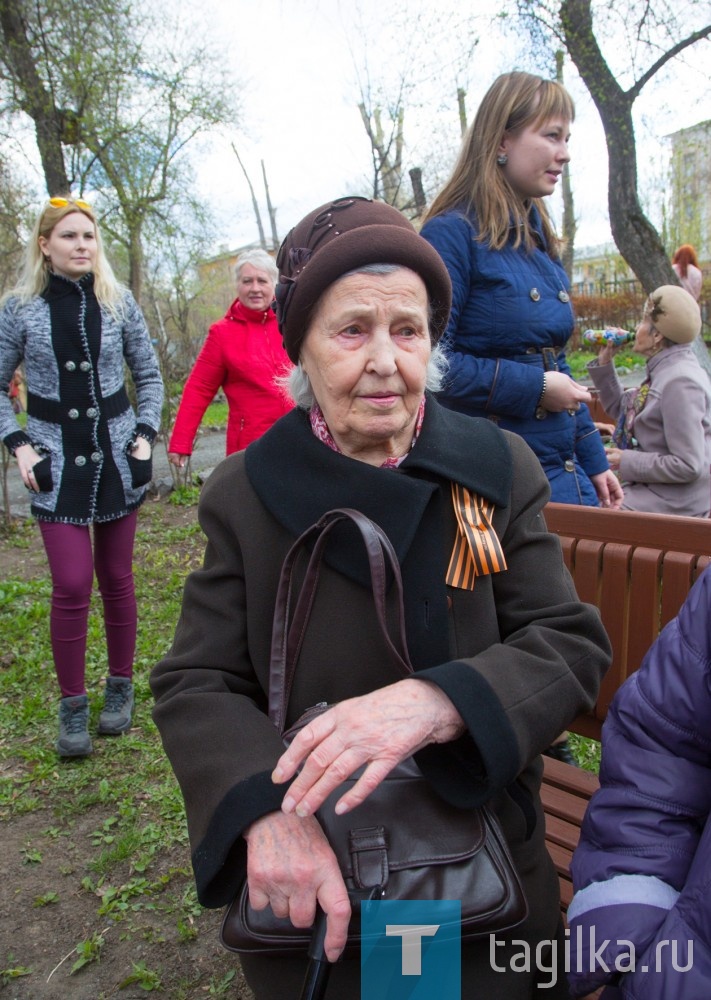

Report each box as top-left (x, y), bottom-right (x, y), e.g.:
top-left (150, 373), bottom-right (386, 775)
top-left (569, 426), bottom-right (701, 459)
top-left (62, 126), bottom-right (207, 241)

top-left (512, 0), bottom-right (711, 291)
top-left (347, 0), bottom-right (479, 214)
top-left (0, 0), bottom-right (239, 301)
top-left (261, 160), bottom-right (279, 249)
top-left (232, 143), bottom-right (267, 249)
top-left (0, 0), bottom-right (69, 193)
top-left (558, 0), bottom-right (711, 291)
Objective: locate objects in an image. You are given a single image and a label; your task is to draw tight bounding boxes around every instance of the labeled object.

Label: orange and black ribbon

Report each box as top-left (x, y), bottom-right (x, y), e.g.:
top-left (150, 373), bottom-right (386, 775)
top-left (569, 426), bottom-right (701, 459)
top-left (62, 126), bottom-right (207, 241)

top-left (446, 482), bottom-right (507, 590)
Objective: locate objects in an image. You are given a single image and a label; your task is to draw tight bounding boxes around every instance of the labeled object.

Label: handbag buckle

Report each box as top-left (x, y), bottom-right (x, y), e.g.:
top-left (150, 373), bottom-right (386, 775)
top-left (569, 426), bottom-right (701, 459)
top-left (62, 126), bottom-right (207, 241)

top-left (349, 825), bottom-right (389, 891)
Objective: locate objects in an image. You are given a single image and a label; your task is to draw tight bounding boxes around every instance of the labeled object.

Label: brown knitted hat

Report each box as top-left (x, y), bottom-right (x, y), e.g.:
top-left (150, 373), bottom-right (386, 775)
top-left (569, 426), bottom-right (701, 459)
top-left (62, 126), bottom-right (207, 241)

top-left (645, 285), bottom-right (701, 344)
top-left (275, 196), bottom-right (452, 363)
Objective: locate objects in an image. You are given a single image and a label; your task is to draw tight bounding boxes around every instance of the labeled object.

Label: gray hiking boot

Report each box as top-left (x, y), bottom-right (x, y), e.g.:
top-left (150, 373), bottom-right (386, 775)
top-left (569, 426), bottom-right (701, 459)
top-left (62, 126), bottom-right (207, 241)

top-left (98, 677), bottom-right (134, 735)
top-left (57, 694), bottom-right (92, 758)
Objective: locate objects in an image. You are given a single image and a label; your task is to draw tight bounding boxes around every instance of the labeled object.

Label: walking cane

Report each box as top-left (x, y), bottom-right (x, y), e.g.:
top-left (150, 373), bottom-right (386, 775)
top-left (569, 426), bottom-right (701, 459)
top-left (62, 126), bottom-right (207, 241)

top-left (298, 887), bottom-right (382, 1000)
top-left (299, 906), bottom-right (330, 1000)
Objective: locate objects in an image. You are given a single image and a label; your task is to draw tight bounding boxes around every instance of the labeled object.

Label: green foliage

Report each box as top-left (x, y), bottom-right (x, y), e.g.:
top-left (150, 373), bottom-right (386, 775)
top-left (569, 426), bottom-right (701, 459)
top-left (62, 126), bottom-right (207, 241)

top-left (168, 481), bottom-right (202, 507)
top-left (208, 970), bottom-right (237, 995)
top-left (204, 400), bottom-right (229, 427)
top-left (566, 348), bottom-right (642, 381)
top-left (33, 891), bottom-right (59, 906)
top-left (71, 931), bottom-right (106, 973)
top-left (568, 734), bottom-right (601, 773)
top-left (118, 960), bottom-right (162, 991)
top-left (0, 498), bottom-right (214, 983)
top-left (0, 959), bottom-right (32, 984)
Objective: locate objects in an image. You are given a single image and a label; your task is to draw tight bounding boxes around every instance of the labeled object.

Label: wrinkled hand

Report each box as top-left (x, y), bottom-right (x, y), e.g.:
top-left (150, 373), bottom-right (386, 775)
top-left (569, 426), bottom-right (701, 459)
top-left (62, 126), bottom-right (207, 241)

top-left (597, 344), bottom-right (622, 366)
top-left (168, 452), bottom-right (189, 468)
top-left (606, 448), bottom-right (621, 472)
top-left (273, 679), bottom-right (464, 819)
top-left (592, 469), bottom-right (623, 509)
top-left (540, 371), bottom-right (592, 413)
top-left (244, 810), bottom-right (351, 962)
top-left (14, 443), bottom-right (42, 492)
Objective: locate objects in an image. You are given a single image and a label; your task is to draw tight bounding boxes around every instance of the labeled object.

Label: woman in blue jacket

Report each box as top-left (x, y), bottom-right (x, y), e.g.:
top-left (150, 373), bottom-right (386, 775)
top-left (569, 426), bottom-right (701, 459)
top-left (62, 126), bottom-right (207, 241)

top-left (567, 564), bottom-right (711, 999)
top-left (421, 71), bottom-right (621, 510)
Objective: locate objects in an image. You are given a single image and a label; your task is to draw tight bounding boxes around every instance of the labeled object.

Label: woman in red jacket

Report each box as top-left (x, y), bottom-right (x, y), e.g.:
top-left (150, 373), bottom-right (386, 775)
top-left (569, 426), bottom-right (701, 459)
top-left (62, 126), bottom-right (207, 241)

top-left (168, 249), bottom-right (293, 464)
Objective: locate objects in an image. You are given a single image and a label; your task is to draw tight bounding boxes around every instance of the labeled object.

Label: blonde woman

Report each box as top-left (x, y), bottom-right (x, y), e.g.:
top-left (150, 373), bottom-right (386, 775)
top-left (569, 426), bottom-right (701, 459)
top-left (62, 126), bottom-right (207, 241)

top-left (0, 196), bottom-right (163, 757)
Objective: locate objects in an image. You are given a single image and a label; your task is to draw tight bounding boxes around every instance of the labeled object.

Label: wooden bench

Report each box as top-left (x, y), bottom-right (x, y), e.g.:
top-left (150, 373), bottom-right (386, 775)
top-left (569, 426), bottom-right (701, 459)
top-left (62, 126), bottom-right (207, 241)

top-left (540, 502), bottom-right (711, 918)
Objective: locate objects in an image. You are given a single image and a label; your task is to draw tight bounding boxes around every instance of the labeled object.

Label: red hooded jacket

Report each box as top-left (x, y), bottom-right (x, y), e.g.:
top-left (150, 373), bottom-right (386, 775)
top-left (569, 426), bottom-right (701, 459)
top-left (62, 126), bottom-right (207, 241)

top-left (169, 299), bottom-right (293, 456)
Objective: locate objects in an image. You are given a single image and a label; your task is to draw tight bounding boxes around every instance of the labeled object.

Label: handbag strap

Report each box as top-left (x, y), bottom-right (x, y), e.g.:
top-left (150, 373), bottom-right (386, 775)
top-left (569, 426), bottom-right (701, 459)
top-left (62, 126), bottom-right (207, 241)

top-left (268, 508), bottom-right (414, 734)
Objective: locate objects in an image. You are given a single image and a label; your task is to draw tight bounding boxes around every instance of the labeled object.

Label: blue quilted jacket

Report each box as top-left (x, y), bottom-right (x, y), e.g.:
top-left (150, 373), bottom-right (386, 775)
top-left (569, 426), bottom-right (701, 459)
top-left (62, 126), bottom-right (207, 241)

top-left (420, 207), bottom-right (608, 505)
top-left (567, 565), bottom-right (711, 999)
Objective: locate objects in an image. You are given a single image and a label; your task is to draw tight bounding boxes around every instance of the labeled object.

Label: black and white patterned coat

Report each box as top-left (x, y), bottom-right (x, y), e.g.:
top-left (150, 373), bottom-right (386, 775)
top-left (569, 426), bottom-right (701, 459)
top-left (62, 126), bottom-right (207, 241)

top-left (0, 273), bottom-right (164, 524)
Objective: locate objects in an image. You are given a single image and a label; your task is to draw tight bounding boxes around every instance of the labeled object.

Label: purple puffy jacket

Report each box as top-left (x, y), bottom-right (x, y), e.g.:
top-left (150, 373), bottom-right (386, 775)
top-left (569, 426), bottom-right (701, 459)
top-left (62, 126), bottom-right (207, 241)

top-left (567, 564), bottom-right (711, 999)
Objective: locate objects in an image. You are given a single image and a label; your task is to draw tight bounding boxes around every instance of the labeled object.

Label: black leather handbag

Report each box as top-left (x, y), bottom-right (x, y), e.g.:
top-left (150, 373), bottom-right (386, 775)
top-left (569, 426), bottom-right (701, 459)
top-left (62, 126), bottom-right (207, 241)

top-left (221, 508), bottom-right (528, 957)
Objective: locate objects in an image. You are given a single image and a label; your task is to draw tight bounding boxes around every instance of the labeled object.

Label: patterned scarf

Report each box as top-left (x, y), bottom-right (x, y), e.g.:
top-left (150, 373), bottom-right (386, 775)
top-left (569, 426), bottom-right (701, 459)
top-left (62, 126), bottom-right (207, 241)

top-left (612, 378), bottom-right (650, 451)
top-left (308, 396), bottom-right (425, 467)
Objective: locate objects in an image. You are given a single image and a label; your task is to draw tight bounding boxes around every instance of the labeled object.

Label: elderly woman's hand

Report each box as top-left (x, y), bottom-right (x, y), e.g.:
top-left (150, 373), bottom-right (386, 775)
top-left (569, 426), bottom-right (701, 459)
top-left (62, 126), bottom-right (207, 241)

top-left (273, 678), bottom-right (465, 818)
top-left (244, 810), bottom-right (351, 962)
top-left (591, 468), bottom-right (623, 508)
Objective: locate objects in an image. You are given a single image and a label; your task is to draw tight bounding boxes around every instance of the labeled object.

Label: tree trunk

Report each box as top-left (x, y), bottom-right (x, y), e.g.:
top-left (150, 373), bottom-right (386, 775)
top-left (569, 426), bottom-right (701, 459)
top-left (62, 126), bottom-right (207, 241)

top-left (127, 223), bottom-right (143, 303)
top-left (0, 0), bottom-right (69, 194)
top-left (409, 167), bottom-right (426, 218)
top-left (457, 87), bottom-right (467, 136)
top-left (560, 0), bottom-right (711, 378)
top-left (560, 0), bottom-right (674, 293)
top-left (555, 52), bottom-right (576, 281)
top-left (261, 160), bottom-right (279, 249)
top-left (232, 144), bottom-right (266, 249)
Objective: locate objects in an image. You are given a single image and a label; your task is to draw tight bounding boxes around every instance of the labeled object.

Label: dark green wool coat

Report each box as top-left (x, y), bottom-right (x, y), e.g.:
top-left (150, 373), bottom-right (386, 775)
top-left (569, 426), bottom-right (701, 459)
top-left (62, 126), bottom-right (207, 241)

top-left (151, 396), bottom-right (610, 996)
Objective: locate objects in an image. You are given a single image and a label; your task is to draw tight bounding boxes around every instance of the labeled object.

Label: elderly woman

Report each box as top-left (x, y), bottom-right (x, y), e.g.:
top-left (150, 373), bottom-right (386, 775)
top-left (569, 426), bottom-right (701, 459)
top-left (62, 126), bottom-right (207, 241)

top-left (168, 248), bottom-right (293, 464)
top-left (588, 285), bottom-right (711, 517)
top-left (151, 196), bottom-right (610, 999)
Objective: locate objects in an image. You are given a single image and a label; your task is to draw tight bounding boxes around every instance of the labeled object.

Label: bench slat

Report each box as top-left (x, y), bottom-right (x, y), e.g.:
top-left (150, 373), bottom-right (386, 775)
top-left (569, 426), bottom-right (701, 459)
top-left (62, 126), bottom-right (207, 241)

top-left (541, 503), bottom-right (711, 925)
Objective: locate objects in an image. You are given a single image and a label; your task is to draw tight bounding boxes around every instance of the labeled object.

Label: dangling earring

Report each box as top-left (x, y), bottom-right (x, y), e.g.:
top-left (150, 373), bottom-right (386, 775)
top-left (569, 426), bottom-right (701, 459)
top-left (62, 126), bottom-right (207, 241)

top-left (496, 153), bottom-right (508, 166)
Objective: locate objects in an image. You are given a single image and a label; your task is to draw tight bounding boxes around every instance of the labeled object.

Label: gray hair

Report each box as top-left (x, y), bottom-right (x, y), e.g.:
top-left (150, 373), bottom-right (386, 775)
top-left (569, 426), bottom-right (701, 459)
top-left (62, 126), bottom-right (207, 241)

top-left (234, 248), bottom-right (278, 285)
top-left (282, 343), bottom-right (449, 410)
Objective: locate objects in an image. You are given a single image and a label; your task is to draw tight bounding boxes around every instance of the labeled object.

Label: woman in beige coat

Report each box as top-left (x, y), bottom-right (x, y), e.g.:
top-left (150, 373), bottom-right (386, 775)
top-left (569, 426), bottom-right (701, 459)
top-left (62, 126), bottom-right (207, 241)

top-left (588, 285), bottom-right (711, 517)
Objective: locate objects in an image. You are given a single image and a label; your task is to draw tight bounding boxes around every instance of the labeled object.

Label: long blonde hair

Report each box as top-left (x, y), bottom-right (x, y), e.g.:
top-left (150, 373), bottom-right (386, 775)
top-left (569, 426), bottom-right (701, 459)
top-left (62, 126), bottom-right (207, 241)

top-left (422, 72), bottom-right (574, 255)
top-left (9, 196), bottom-right (124, 313)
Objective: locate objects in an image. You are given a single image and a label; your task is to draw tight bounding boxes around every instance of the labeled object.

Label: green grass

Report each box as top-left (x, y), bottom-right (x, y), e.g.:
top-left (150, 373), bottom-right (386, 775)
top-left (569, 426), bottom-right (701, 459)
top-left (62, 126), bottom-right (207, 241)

top-left (566, 347), bottom-right (643, 380)
top-left (203, 399), bottom-right (228, 428)
top-left (0, 501), bottom-right (208, 934)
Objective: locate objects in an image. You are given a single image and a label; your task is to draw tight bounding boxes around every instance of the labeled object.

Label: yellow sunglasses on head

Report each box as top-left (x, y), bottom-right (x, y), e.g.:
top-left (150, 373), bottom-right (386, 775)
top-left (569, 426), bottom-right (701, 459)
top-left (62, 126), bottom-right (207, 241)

top-left (49, 196), bottom-right (92, 211)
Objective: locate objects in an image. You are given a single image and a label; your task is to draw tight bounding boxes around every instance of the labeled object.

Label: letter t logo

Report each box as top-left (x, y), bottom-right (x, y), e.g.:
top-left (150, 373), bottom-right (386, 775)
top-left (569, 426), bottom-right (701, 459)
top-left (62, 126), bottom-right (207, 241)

top-left (385, 924), bottom-right (440, 975)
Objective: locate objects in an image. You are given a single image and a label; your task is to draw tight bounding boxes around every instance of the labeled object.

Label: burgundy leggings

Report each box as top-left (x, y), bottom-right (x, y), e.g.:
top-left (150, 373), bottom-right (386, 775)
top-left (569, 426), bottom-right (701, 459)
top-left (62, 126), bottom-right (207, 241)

top-left (39, 512), bottom-right (138, 698)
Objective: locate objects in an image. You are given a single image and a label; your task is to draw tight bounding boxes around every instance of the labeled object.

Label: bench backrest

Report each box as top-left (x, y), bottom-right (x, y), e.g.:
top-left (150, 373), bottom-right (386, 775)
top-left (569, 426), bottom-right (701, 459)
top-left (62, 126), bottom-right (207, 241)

top-left (544, 502), bottom-right (711, 740)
